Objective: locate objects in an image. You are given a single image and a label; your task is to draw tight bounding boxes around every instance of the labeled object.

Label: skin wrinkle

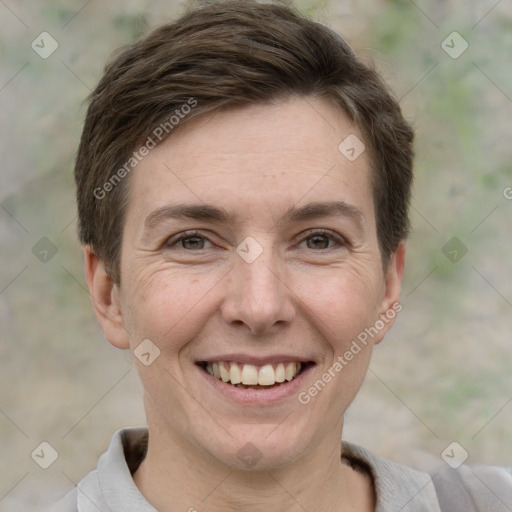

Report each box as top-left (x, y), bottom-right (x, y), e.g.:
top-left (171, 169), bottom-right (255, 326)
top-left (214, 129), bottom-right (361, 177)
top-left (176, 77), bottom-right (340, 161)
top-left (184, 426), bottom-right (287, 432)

top-left (142, 200), bottom-right (366, 241)
top-left (85, 96), bottom-right (404, 512)
top-left (139, 215), bottom-right (366, 262)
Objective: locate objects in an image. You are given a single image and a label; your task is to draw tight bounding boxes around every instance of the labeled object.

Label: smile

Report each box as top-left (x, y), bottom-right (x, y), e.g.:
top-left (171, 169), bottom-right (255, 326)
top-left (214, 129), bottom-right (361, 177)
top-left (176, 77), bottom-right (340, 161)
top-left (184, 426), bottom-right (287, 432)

top-left (200, 361), bottom-right (308, 388)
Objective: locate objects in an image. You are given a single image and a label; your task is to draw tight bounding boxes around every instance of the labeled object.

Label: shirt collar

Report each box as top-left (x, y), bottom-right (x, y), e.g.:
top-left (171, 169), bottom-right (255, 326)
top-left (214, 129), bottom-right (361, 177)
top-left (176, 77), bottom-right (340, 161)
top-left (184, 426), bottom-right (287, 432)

top-left (77, 427), bottom-right (441, 512)
top-left (342, 442), bottom-right (441, 511)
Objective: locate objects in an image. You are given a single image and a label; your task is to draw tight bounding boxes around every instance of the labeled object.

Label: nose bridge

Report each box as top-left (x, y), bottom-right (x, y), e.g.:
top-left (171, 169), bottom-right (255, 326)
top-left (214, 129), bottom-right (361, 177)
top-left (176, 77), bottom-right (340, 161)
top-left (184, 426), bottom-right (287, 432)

top-left (221, 238), bottom-right (295, 333)
top-left (243, 250), bottom-right (281, 298)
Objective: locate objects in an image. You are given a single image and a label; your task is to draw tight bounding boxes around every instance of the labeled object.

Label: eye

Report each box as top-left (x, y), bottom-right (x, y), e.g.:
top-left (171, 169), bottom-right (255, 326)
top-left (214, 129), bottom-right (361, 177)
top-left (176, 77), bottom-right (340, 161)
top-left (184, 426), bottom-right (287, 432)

top-left (180, 236), bottom-right (207, 250)
top-left (298, 230), bottom-right (345, 250)
top-left (305, 234), bottom-right (331, 250)
top-left (165, 231), bottom-right (213, 250)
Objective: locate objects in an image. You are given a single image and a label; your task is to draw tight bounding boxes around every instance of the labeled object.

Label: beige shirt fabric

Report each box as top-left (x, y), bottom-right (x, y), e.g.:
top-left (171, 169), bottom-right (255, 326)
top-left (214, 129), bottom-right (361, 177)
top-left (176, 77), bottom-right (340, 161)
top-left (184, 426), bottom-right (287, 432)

top-left (53, 427), bottom-right (512, 511)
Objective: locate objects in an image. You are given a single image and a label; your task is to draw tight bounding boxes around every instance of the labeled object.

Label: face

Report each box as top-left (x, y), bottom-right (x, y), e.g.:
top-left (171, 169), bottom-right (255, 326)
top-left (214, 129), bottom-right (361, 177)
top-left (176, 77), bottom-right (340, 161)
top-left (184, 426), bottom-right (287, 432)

top-left (86, 96), bottom-right (405, 470)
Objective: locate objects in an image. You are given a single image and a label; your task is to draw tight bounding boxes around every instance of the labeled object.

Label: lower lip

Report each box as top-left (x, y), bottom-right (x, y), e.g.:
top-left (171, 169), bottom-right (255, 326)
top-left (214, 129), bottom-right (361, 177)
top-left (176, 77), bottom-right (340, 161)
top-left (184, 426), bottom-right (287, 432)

top-left (196, 364), bottom-right (314, 404)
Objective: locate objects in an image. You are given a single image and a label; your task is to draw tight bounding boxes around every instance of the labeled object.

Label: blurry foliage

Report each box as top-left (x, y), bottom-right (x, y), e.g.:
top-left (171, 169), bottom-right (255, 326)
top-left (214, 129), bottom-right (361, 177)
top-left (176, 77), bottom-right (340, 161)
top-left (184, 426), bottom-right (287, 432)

top-left (113, 13), bottom-right (150, 41)
top-left (372, 3), bottom-right (419, 55)
top-left (43, 3), bottom-right (75, 25)
top-left (294, 0), bottom-right (329, 17)
top-left (368, 0), bottom-right (511, 290)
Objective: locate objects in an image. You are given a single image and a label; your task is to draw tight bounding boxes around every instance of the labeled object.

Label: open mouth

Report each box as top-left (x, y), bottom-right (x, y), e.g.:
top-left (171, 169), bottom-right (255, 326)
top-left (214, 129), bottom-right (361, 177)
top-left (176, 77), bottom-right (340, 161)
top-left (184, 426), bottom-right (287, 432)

top-left (198, 361), bottom-right (314, 389)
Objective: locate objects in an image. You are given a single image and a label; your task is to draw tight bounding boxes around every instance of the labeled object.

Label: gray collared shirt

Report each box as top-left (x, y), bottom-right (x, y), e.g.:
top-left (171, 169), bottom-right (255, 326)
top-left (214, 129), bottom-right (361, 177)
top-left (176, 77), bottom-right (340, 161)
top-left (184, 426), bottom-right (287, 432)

top-left (53, 427), bottom-right (512, 511)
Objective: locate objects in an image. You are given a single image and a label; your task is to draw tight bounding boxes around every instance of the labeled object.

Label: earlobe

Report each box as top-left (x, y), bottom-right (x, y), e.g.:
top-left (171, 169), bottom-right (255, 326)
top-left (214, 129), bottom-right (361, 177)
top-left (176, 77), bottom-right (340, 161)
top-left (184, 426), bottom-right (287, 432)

top-left (373, 241), bottom-right (407, 345)
top-left (83, 246), bottom-right (130, 349)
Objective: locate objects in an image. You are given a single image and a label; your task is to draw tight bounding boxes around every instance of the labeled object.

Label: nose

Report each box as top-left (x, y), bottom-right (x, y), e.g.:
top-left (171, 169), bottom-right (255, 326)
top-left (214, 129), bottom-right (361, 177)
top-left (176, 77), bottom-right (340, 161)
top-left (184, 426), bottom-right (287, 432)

top-left (220, 244), bottom-right (296, 335)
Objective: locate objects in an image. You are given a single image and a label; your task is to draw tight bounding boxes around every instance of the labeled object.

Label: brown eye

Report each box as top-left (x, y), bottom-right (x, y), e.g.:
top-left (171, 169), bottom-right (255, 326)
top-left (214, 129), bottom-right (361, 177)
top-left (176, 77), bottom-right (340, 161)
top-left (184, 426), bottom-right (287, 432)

top-left (180, 236), bottom-right (206, 250)
top-left (306, 234), bottom-right (331, 250)
top-left (297, 229), bottom-right (346, 252)
top-left (165, 231), bottom-right (214, 251)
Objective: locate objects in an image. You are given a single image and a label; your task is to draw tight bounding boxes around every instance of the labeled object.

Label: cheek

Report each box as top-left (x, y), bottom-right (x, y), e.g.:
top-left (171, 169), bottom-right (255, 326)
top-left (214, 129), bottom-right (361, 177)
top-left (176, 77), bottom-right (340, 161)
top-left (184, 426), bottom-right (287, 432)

top-left (125, 269), bottom-right (220, 351)
top-left (293, 266), bottom-right (382, 351)
top-left (295, 271), bottom-right (380, 413)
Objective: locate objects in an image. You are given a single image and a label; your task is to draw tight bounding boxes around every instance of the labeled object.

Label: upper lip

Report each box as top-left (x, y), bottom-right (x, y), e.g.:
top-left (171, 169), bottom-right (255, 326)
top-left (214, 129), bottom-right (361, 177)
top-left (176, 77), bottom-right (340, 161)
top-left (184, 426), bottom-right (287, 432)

top-left (196, 354), bottom-right (315, 365)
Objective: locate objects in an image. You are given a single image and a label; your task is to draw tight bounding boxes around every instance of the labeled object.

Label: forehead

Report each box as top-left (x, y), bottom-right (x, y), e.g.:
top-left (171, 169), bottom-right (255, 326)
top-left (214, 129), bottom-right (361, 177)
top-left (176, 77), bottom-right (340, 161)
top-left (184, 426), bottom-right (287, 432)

top-left (125, 96), bottom-right (375, 229)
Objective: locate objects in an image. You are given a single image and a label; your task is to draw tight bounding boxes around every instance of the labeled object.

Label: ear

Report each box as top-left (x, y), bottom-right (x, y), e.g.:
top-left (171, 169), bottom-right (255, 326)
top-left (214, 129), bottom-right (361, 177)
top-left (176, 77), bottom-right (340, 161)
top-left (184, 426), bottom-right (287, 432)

top-left (83, 245), bottom-right (130, 349)
top-left (373, 240), bottom-right (406, 345)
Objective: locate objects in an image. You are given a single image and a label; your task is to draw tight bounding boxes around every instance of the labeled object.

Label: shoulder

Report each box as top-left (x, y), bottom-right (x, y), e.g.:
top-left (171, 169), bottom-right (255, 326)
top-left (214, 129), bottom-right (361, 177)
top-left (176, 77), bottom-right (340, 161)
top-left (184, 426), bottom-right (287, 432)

top-left (343, 442), bottom-right (441, 511)
top-left (46, 427), bottom-right (151, 512)
top-left (343, 442), bottom-right (512, 511)
top-left (430, 463), bottom-right (512, 511)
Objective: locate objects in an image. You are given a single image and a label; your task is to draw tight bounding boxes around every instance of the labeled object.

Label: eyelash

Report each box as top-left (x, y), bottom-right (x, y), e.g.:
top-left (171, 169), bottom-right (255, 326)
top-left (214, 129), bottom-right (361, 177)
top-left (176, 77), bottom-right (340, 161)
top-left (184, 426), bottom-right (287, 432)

top-left (165, 229), bottom-right (346, 251)
top-left (298, 229), bottom-right (346, 250)
top-left (166, 231), bottom-right (212, 250)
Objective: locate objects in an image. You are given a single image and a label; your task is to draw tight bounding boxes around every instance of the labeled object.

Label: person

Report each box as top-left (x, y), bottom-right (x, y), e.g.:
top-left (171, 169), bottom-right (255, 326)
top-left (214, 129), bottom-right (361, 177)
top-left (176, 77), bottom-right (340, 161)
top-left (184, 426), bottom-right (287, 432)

top-left (58, 1), bottom-right (512, 510)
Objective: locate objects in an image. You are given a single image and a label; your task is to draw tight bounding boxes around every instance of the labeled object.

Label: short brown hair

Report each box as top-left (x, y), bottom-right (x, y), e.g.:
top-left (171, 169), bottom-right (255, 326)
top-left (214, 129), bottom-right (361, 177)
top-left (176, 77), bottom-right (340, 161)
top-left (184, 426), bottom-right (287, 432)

top-left (75, 0), bottom-right (414, 284)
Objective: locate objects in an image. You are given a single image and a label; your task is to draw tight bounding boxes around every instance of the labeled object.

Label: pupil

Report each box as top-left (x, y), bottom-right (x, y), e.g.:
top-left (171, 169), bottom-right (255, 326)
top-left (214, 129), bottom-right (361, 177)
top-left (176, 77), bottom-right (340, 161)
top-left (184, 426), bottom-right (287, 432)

top-left (183, 237), bottom-right (204, 249)
top-left (308, 235), bottom-right (329, 249)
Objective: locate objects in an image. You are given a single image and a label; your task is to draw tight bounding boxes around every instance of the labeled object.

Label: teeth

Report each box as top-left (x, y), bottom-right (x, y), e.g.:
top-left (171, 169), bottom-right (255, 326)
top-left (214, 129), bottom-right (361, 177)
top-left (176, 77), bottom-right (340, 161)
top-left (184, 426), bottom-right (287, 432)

top-left (240, 364), bottom-right (259, 385)
top-left (285, 362), bottom-right (297, 381)
top-left (219, 361), bottom-right (230, 382)
top-left (275, 363), bottom-right (285, 383)
top-left (229, 362), bottom-right (241, 384)
top-left (258, 364), bottom-right (275, 385)
top-left (204, 361), bottom-right (303, 386)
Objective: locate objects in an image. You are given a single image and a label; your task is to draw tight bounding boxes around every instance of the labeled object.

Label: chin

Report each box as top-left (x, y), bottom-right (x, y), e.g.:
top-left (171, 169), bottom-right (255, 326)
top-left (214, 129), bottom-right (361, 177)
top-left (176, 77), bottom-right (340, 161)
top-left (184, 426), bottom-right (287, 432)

top-left (198, 422), bottom-right (311, 471)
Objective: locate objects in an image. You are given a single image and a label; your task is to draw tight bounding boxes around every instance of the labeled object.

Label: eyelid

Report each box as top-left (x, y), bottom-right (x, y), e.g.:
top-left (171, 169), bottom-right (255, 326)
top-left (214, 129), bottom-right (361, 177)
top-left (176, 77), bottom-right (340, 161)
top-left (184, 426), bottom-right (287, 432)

top-left (164, 230), bottom-right (213, 249)
top-left (296, 228), bottom-right (346, 246)
top-left (163, 228), bottom-right (346, 251)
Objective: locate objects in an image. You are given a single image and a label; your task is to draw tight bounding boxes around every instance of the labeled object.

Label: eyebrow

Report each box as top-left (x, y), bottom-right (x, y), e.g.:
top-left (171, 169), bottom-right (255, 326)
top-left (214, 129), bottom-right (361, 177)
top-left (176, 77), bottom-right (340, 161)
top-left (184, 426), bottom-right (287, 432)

top-left (144, 204), bottom-right (230, 230)
top-left (280, 201), bottom-right (365, 230)
top-left (144, 201), bottom-right (365, 232)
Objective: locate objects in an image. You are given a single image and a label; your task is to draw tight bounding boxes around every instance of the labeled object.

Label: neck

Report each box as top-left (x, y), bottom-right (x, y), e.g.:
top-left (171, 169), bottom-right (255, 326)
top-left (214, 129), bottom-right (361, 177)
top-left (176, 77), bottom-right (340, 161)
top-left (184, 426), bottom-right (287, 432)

top-left (133, 415), bottom-right (375, 512)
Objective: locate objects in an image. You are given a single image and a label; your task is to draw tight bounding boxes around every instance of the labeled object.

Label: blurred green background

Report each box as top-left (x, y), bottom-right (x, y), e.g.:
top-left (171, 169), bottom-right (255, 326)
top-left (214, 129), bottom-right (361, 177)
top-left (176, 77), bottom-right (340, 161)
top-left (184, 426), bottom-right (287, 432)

top-left (1, 0), bottom-right (511, 509)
